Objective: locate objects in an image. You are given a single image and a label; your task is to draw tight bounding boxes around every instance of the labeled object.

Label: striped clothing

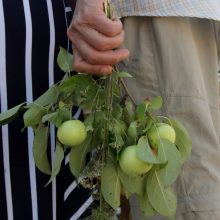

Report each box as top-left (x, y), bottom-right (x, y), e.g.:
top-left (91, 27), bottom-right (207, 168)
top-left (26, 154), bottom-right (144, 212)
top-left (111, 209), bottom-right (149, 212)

top-left (0, 1), bottom-right (93, 220)
top-left (112, 0), bottom-right (220, 20)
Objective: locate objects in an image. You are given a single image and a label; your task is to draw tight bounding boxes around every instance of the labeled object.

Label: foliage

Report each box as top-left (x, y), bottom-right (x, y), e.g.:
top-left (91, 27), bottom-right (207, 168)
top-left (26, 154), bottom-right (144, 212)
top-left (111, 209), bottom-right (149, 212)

top-left (0, 1), bottom-right (192, 219)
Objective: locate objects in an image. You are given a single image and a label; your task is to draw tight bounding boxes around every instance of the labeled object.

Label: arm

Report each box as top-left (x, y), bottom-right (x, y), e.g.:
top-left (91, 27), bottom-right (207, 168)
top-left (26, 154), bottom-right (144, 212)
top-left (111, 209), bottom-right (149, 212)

top-left (67, 0), bottom-right (129, 75)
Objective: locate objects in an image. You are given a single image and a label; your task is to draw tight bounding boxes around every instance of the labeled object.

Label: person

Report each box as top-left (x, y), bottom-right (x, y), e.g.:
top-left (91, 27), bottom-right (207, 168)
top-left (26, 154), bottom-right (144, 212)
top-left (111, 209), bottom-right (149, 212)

top-left (67, 0), bottom-right (220, 219)
top-left (0, 1), bottom-right (93, 219)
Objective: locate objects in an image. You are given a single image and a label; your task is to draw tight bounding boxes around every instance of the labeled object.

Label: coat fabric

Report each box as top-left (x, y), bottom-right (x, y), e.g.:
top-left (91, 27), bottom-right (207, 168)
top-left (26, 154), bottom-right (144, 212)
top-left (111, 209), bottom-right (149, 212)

top-left (119, 16), bottom-right (220, 219)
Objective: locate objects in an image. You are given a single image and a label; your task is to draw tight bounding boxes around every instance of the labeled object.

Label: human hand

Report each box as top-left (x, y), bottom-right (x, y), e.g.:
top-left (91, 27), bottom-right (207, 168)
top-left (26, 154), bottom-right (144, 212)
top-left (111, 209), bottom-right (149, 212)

top-left (67, 0), bottom-right (129, 75)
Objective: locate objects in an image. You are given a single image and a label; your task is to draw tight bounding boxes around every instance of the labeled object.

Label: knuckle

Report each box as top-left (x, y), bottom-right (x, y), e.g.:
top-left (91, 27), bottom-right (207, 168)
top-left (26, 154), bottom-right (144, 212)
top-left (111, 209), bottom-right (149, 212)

top-left (106, 27), bottom-right (117, 37)
top-left (67, 23), bottom-right (75, 38)
top-left (71, 19), bottom-right (81, 31)
top-left (107, 22), bottom-right (122, 37)
top-left (115, 31), bottom-right (125, 46)
top-left (67, 25), bottom-right (79, 42)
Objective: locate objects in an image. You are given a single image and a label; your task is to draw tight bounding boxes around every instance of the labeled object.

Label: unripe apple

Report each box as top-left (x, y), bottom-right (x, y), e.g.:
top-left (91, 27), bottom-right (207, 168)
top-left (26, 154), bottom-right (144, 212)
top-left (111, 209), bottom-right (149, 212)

top-left (57, 119), bottom-right (87, 146)
top-left (119, 145), bottom-right (153, 176)
top-left (147, 122), bottom-right (175, 148)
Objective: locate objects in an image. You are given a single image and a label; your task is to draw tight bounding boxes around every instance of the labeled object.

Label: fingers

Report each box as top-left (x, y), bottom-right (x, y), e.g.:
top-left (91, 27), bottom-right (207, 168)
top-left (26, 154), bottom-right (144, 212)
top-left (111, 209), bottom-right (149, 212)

top-left (73, 49), bottom-right (113, 75)
top-left (69, 31), bottom-right (129, 66)
top-left (67, 0), bottom-right (130, 75)
top-left (71, 4), bottom-right (123, 37)
top-left (89, 16), bottom-right (123, 37)
top-left (69, 26), bottom-right (125, 51)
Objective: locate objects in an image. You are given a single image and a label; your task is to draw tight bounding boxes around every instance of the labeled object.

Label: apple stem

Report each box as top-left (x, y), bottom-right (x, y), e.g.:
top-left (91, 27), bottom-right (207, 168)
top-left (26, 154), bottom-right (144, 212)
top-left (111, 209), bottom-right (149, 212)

top-left (113, 65), bottom-right (136, 105)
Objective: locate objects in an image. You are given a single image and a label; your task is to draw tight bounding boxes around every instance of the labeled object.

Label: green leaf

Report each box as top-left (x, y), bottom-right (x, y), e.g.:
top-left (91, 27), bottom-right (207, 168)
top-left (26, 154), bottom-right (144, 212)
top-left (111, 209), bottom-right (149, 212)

top-left (59, 74), bottom-right (100, 111)
top-left (118, 166), bottom-right (145, 195)
top-left (91, 126), bottom-right (105, 149)
top-left (32, 85), bottom-right (59, 107)
top-left (101, 162), bottom-right (121, 210)
top-left (84, 111), bottom-right (104, 144)
top-left (75, 84), bottom-right (99, 110)
top-left (0, 103), bottom-right (25, 126)
top-left (112, 78), bottom-right (120, 97)
top-left (69, 132), bottom-right (92, 179)
top-left (156, 140), bottom-right (167, 164)
top-left (137, 194), bottom-right (157, 218)
top-left (170, 120), bottom-right (192, 163)
top-left (122, 100), bottom-right (135, 124)
top-left (149, 96), bottom-right (163, 111)
top-left (110, 132), bottom-right (124, 149)
top-left (95, 110), bottom-right (106, 123)
top-left (46, 142), bottom-right (64, 185)
top-left (23, 105), bottom-right (47, 127)
top-left (147, 169), bottom-right (177, 218)
top-left (33, 127), bottom-right (51, 175)
top-left (42, 112), bottom-right (63, 127)
top-left (57, 47), bottom-right (74, 72)
top-left (136, 136), bottom-right (160, 164)
top-left (112, 103), bottom-right (123, 120)
top-left (136, 103), bottom-right (146, 123)
top-left (157, 139), bottom-right (182, 186)
top-left (59, 74), bottom-right (95, 94)
top-left (84, 114), bottom-right (95, 132)
top-left (96, 89), bottom-right (106, 106)
top-left (58, 107), bottom-right (71, 122)
top-left (127, 121), bottom-right (138, 145)
top-left (114, 71), bottom-right (132, 78)
top-left (144, 116), bottom-right (154, 132)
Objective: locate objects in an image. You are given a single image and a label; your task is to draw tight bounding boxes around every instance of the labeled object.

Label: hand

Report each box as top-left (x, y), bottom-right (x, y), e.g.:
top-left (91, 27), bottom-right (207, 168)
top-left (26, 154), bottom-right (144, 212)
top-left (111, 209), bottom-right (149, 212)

top-left (67, 0), bottom-right (129, 75)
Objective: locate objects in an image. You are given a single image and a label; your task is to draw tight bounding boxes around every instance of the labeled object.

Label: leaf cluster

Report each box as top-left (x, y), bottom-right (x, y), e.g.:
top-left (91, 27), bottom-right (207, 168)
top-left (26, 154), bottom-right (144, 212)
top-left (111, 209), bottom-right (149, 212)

top-left (0, 48), bottom-right (192, 219)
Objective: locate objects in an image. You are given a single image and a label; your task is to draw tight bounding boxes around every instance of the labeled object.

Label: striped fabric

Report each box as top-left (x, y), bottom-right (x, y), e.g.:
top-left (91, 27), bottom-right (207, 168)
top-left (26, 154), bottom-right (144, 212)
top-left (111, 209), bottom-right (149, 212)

top-left (112, 0), bottom-right (220, 20)
top-left (0, 1), bottom-right (93, 220)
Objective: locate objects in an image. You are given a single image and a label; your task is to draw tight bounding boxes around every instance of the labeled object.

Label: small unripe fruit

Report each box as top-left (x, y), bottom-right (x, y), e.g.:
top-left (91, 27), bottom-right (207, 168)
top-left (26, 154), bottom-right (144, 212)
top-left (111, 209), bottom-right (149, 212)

top-left (57, 120), bottom-right (87, 146)
top-left (119, 145), bottom-right (152, 176)
top-left (147, 123), bottom-right (176, 148)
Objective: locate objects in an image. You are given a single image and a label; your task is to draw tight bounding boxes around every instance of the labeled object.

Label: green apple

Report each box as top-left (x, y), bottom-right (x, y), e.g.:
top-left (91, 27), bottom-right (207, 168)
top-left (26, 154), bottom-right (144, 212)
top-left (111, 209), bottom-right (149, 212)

top-left (147, 122), bottom-right (176, 148)
top-left (119, 145), bottom-right (153, 176)
top-left (57, 119), bottom-right (87, 146)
